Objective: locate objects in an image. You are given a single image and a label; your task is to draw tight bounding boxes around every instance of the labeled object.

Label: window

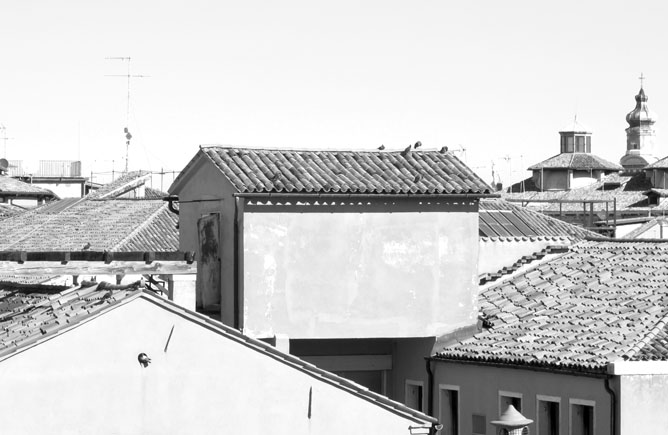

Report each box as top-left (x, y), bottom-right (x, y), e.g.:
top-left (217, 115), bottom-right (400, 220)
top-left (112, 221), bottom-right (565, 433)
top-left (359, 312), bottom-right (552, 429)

top-left (438, 385), bottom-right (459, 435)
top-left (570, 399), bottom-right (594, 435)
top-left (566, 136), bottom-right (574, 153)
top-left (472, 414), bottom-right (486, 435)
top-left (405, 380), bottom-right (424, 412)
top-left (575, 135), bottom-right (586, 152)
top-left (537, 395), bottom-right (560, 435)
top-left (586, 136), bottom-right (591, 153)
top-left (499, 391), bottom-right (523, 414)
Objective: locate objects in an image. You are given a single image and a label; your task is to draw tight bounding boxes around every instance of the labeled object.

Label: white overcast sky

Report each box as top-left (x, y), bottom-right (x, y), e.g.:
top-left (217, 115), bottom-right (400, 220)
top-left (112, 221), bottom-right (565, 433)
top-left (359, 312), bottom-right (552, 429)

top-left (1, 0), bottom-right (667, 185)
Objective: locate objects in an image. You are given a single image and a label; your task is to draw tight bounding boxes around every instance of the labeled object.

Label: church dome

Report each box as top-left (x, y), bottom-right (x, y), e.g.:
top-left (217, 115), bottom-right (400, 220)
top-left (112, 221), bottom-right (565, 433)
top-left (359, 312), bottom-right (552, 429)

top-left (626, 87), bottom-right (658, 127)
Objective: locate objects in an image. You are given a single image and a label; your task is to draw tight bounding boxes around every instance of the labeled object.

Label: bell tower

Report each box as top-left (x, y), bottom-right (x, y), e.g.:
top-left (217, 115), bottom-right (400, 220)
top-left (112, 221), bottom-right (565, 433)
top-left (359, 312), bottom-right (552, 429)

top-left (621, 74), bottom-right (659, 170)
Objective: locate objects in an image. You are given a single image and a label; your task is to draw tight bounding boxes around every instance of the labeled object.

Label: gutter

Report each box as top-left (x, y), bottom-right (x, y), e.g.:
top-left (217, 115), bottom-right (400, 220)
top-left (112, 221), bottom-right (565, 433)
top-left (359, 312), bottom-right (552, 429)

top-left (431, 356), bottom-right (609, 378)
top-left (233, 192), bottom-right (499, 199)
top-left (163, 195), bottom-right (180, 215)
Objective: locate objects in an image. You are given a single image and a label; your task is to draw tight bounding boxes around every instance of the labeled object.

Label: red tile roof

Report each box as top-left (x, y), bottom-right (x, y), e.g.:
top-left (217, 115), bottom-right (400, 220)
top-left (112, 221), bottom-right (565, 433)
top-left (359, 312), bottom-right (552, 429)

top-left (435, 240), bottom-right (668, 372)
top-left (0, 199), bottom-right (178, 252)
top-left (479, 199), bottom-right (598, 239)
top-left (0, 284), bottom-right (436, 426)
top-left (175, 146), bottom-right (493, 195)
top-left (528, 153), bottom-right (622, 171)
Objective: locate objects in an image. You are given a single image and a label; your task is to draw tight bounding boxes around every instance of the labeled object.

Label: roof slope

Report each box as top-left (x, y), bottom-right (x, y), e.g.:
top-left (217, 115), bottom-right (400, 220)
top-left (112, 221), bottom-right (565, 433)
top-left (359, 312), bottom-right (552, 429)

top-left (504, 173), bottom-right (658, 212)
top-left (87, 170), bottom-right (150, 199)
top-left (479, 199), bottom-right (598, 239)
top-left (436, 240), bottom-right (668, 372)
top-left (646, 155), bottom-right (668, 169)
top-left (0, 283), bottom-right (436, 426)
top-left (0, 199), bottom-right (178, 251)
top-left (173, 146), bottom-right (492, 195)
top-left (0, 176), bottom-right (57, 197)
top-left (528, 153), bottom-right (622, 171)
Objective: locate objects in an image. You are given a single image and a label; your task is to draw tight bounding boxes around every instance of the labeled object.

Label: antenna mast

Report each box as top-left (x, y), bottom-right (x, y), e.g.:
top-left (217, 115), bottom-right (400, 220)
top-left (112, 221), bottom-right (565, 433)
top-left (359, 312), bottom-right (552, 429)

top-left (105, 57), bottom-right (149, 173)
top-left (0, 124), bottom-right (13, 159)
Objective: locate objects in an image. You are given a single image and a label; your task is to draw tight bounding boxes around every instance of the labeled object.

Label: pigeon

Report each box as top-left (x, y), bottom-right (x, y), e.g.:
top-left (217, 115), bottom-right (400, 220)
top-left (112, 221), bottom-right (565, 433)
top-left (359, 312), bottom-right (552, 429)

top-left (138, 353), bottom-right (151, 368)
top-left (82, 242), bottom-right (91, 251)
top-left (414, 174), bottom-right (421, 183)
top-left (439, 146), bottom-right (449, 153)
top-left (378, 144), bottom-right (385, 150)
top-left (401, 145), bottom-right (412, 157)
top-left (414, 141), bottom-right (422, 149)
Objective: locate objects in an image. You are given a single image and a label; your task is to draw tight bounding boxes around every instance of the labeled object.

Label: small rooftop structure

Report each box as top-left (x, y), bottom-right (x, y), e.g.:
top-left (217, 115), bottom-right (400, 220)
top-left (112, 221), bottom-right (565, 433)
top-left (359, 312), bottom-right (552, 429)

top-left (170, 146), bottom-right (494, 196)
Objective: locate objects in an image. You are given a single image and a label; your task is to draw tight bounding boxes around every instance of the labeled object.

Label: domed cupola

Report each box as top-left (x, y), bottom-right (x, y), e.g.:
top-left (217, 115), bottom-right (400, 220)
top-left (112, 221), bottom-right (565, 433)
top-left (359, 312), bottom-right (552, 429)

top-left (626, 87), bottom-right (658, 128)
top-left (620, 74), bottom-right (659, 170)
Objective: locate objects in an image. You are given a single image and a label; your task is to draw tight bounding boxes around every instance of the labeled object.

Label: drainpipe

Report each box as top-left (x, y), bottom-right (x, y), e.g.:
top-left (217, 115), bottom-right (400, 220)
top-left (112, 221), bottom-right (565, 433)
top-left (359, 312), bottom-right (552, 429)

top-left (604, 376), bottom-right (617, 435)
top-left (425, 357), bottom-right (434, 416)
top-left (163, 195), bottom-right (180, 215)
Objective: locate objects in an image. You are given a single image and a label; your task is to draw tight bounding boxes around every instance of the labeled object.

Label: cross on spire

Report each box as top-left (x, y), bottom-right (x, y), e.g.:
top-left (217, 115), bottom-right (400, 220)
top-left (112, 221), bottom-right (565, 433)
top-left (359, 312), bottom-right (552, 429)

top-left (639, 72), bottom-right (646, 89)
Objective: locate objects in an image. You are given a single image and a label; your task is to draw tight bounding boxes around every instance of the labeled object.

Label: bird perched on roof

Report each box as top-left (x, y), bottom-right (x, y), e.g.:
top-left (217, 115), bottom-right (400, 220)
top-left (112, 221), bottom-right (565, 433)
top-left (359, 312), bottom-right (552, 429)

top-left (82, 242), bottom-right (91, 250)
top-left (138, 353), bottom-right (151, 368)
top-left (439, 146), bottom-right (448, 153)
top-left (414, 141), bottom-right (422, 149)
top-left (378, 144), bottom-right (385, 150)
top-left (401, 144), bottom-right (412, 157)
top-left (414, 174), bottom-right (421, 183)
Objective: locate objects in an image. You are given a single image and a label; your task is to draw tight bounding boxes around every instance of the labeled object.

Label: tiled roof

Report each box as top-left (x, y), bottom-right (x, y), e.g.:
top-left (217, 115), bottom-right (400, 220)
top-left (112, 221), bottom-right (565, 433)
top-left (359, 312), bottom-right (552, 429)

top-left (0, 199), bottom-right (178, 252)
top-left (646, 156), bottom-right (668, 169)
top-left (528, 153), bottom-right (622, 171)
top-left (0, 203), bottom-right (25, 220)
top-left (0, 284), bottom-right (436, 426)
top-left (0, 284), bottom-right (139, 360)
top-left (504, 173), bottom-right (659, 213)
top-left (144, 186), bottom-right (168, 199)
top-left (87, 171), bottom-right (150, 199)
top-left (176, 146), bottom-right (493, 195)
top-left (435, 240), bottom-right (668, 371)
top-left (117, 205), bottom-right (179, 252)
top-left (0, 176), bottom-right (57, 197)
top-left (479, 199), bottom-right (598, 239)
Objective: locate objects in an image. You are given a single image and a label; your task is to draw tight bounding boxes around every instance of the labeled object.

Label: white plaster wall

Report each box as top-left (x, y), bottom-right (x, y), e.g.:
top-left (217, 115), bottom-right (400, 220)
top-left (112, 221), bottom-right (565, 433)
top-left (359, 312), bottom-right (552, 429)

top-left (478, 238), bottom-right (570, 275)
top-left (243, 211), bottom-right (479, 338)
top-left (32, 182), bottom-right (82, 198)
top-left (619, 374), bottom-right (668, 435)
top-left (0, 297), bottom-right (426, 435)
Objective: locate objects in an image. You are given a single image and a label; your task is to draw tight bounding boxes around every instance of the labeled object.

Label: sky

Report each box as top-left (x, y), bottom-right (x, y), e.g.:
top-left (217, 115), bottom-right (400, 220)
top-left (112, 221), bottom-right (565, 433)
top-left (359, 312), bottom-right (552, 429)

top-left (2, 0), bottom-right (668, 188)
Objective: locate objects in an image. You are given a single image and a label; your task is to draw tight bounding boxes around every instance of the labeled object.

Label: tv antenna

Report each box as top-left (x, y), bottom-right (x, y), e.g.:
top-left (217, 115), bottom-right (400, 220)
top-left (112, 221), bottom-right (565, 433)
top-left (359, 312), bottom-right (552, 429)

top-left (0, 124), bottom-right (13, 159)
top-left (105, 57), bottom-right (149, 173)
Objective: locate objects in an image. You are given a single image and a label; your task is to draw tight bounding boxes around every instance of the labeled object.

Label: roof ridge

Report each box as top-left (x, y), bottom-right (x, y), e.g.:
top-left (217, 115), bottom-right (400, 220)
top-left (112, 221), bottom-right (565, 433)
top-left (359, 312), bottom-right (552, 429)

top-left (479, 245), bottom-right (570, 286)
top-left (112, 202), bottom-right (167, 251)
top-left (622, 312), bottom-right (668, 361)
top-left (200, 144), bottom-right (451, 154)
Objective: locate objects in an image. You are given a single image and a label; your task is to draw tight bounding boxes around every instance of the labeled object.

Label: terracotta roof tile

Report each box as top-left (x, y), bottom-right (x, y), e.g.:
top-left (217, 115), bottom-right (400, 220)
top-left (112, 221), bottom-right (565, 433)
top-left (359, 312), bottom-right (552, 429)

top-left (479, 199), bottom-right (597, 239)
top-left (188, 147), bottom-right (492, 195)
top-left (0, 199), bottom-right (178, 252)
top-left (528, 153), bottom-right (622, 171)
top-left (436, 240), bottom-right (668, 371)
top-left (0, 176), bottom-right (57, 196)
